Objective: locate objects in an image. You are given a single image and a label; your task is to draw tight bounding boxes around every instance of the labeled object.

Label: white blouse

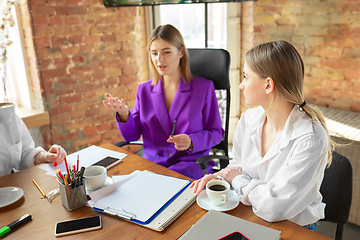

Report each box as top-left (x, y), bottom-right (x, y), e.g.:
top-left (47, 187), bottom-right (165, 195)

top-left (0, 113), bottom-right (44, 177)
top-left (228, 105), bottom-right (328, 226)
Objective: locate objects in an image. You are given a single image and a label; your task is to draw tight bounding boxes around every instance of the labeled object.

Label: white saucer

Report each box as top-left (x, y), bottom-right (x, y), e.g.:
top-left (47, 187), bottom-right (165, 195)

top-left (196, 189), bottom-right (239, 212)
top-left (0, 187), bottom-right (24, 208)
top-left (86, 177), bottom-right (114, 194)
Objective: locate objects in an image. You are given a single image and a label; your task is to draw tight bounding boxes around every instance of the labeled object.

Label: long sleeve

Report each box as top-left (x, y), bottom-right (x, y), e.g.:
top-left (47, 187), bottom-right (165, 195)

top-left (242, 134), bottom-right (327, 224)
top-left (228, 106), bottom-right (328, 226)
top-left (116, 85), bottom-right (142, 142)
top-left (0, 114), bottom-right (43, 176)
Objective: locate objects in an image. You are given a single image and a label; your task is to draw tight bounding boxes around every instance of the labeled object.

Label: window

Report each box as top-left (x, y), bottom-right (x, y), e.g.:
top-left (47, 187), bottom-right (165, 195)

top-left (149, 3), bottom-right (242, 145)
top-left (0, 0), bottom-right (32, 108)
top-left (157, 3), bottom-right (227, 49)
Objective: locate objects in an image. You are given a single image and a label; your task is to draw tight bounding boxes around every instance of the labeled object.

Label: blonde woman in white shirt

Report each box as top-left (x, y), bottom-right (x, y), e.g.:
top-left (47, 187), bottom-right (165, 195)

top-left (191, 40), bottom-right (334, 232)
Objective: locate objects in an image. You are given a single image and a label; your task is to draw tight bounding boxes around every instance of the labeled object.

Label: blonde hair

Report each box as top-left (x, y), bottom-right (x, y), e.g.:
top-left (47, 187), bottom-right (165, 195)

top-left (148, 24), bottom-right (193, 85)
top-left (244, 40), bottom-right (334, 165)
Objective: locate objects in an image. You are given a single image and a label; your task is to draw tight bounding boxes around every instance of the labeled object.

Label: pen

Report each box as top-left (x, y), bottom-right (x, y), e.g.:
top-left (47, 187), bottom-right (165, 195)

top-left (171, 120), bottom-right (177, 137)
top-left (0, 214), bottom-right (32, 237)
top-left (32, 179), bottom-right (46, 198)
top-left (77, 155), bottom-right (79, 172)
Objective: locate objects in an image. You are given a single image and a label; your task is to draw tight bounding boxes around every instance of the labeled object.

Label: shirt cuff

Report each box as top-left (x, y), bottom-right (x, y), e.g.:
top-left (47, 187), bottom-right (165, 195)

top-left (231, 174), bottom-right (252, 196)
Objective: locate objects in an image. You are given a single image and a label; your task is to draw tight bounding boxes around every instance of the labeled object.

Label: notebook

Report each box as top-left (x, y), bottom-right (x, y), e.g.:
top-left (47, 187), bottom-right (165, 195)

top-left (87, 170), bottom-right (196, 231)
top-left (178, 210), bottom-right (281, 240)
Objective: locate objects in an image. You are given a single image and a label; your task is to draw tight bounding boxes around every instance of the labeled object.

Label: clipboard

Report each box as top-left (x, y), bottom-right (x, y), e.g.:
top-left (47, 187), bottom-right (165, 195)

top-left (88, 171), bottom-right (196, 231)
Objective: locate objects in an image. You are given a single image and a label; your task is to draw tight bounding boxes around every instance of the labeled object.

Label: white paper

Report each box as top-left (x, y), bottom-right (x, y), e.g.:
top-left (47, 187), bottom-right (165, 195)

top-left (38, 145), bottom-right (127, 176)
top-left (92, 171), bottom-right (190, 223)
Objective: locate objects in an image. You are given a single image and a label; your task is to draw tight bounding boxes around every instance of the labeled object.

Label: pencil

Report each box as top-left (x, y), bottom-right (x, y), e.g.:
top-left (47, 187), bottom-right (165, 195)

top-left (32, 179), bottom-right (46, 198)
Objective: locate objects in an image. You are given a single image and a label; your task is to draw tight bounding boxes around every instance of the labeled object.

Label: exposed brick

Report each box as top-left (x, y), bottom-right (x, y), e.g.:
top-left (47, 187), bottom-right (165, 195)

top-left (66, 0), bottom-right (82, 5)
top-left (73, 135), bottom-right (102, 148)
top-left (98, 123), bottom-right (111, 132)
top-left (68, 35), bottom-right (83, 45)
top-left (33, 16), bottom-right (48, 26)
top-left (54, 57), bottom-right (70, 67)
top-left (49, 16), bottom-right (63, 26)
top-left (323, 79), bottom-right (352, 91)
top-left (42, 68), bottom-right (67, 79)
top-left (51, 37), bottom-right (68, 47)
top-left (85, 35), bottom-right (100, 44)
top-left (101, 34), bottom-right (115, 42)
top-left (35, 36), bottom-right (51, 48)
top-left (64, 16), bottom-right (80, 25)
top-left (65, 121), bottom-right (92, 131)
top-left (31, 6), bottom-right (55, 16)
top-left (354, 82), bottom-right (360, 92)
top-left (84, 126), bottom-right (97, 136)
top-left (55, 6), bottom-right (88, 15)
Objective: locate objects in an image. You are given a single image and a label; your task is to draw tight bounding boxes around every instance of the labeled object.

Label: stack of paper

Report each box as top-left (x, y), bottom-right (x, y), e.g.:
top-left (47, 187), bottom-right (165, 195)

top-left (87, 170), bottom-right (196, 231)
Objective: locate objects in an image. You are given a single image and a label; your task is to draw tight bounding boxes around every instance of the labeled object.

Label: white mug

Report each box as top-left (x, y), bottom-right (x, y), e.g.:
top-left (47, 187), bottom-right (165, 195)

top-left (206, 179), bottom-right (230, 206)
top-left (83, 165), bottom-right (107, 191)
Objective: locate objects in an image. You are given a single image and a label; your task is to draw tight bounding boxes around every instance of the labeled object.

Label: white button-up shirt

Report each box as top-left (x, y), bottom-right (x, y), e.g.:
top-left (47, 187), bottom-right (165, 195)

top-left (228, 105), bottom-right (328, 226)
top-left (0, 113), bottom-right (44, 177)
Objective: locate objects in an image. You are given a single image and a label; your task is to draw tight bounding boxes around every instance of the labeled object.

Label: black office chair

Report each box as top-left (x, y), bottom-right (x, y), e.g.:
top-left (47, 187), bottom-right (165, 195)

top-left (113, 48), bottom-right (231, 175)
top-left (320, 151), bottom-right (353, 240)
top-left (188, 48), bottom-right (231, 175)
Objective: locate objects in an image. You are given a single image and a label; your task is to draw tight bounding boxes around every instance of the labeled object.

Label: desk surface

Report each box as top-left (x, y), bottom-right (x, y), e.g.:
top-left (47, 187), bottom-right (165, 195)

top-left (0, 143), bottom-right (331, 240)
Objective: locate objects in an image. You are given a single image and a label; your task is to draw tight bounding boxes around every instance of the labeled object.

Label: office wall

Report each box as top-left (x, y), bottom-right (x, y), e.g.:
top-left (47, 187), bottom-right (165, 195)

top-left (19, 0), bottom-right (149, 152)
top-left (18, 0), bottom-right (359, 153)
top-left (240, 0), bottom-right (360, 113)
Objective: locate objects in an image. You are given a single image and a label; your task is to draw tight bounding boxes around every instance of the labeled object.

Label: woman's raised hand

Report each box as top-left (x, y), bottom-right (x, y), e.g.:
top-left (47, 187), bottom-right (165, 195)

top-left (103, 93), bottom-right (129, 121)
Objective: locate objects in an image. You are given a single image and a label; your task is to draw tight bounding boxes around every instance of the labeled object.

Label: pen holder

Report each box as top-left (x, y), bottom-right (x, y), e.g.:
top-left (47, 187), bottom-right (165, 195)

top-left (58, 182), bottom-right (87, 211)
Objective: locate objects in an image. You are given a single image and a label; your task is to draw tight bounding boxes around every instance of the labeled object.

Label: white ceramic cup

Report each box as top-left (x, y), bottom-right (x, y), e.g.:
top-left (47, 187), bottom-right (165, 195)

top-left (206, 179), bottom-right (230, 206)
top-left (83, 165), bottom-right (107, 191)
top-left (0, 102), bottom-right (15, 123)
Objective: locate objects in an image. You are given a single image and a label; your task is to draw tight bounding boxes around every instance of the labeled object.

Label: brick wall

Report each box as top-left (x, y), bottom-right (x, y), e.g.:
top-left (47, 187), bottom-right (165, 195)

top-left (241, 0), bottom-right (360, 113)
top-left (19, 0), bottom-right (148, 153)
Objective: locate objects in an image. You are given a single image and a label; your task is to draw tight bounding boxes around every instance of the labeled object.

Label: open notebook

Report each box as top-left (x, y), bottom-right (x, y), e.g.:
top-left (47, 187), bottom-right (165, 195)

top-left (87, 170), bottom-right (196, 231)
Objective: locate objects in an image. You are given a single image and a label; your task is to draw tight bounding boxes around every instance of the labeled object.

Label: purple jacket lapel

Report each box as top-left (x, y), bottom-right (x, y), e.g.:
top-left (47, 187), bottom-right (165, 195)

top-left (169, 78), bottom-right (191, 122)
top-left (151, 80), bottom-right (172, 135)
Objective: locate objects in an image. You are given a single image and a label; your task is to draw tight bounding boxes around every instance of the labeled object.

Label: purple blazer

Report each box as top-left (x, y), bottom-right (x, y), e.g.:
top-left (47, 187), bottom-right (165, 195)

top-left (116, 77), bottom-right (224, 180)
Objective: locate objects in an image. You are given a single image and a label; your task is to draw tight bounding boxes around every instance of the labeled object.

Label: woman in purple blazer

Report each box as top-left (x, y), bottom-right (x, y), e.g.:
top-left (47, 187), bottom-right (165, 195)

top-left (103, 24), bottom-right (224, 180)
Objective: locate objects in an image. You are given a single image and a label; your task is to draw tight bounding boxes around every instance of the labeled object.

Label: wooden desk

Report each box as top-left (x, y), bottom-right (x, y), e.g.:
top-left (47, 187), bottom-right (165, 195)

top-left (0, 143), bottom-right (331, 239)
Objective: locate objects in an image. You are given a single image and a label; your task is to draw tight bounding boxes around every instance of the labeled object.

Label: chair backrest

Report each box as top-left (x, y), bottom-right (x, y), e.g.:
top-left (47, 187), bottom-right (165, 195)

top-left (320, 151), bottom-right (352, 225)
top-left (188, 48), bottom-right (231, 161)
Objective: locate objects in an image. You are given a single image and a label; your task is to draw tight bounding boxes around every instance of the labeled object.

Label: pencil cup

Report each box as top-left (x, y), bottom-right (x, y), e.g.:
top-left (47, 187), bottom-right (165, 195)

top-left (58, 182), bottom-right (87, 211)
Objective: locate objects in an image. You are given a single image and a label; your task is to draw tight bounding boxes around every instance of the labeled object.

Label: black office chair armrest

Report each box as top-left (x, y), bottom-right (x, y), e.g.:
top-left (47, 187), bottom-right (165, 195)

top-left (196, 155), bottom-right (229, 176)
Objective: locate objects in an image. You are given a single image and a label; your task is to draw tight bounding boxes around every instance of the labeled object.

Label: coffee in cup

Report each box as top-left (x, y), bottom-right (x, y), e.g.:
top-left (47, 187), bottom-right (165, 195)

top-left (83, 165), bottom-right (107, 191)
top-left (206, 179), bottom-right (230, 206)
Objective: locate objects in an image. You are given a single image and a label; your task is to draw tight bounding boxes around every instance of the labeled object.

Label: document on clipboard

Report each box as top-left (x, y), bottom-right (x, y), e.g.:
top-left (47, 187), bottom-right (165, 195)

top-left (87, 171), bottom-right (196, 231)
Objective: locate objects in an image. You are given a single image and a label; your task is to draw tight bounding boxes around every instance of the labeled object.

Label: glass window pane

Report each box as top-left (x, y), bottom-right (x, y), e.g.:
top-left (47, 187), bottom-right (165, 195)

top-left (208, 3), bottom-right (227, 49)
top-left (159, 4), bottom-right (205, 48)
top-left (159, 3), bottom-right (227, 49)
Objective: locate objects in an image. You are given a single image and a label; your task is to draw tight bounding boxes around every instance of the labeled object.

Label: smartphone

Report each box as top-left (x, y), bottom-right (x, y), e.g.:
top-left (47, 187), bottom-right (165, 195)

top-left (218, 231), bottom-right (250, 240)
top-left (91, 156), bottom-right (121, 169)
top-left (54, 215), bottom-right (102, 237)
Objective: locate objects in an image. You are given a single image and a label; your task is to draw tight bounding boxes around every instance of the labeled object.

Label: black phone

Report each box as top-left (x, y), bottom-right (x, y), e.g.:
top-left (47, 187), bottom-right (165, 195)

top-left (54, 215), bottom-right (102, 237)
top-left (91, 156), bottom-right (121, 169)
top-left (218, 231), bottom-right (250, 240)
